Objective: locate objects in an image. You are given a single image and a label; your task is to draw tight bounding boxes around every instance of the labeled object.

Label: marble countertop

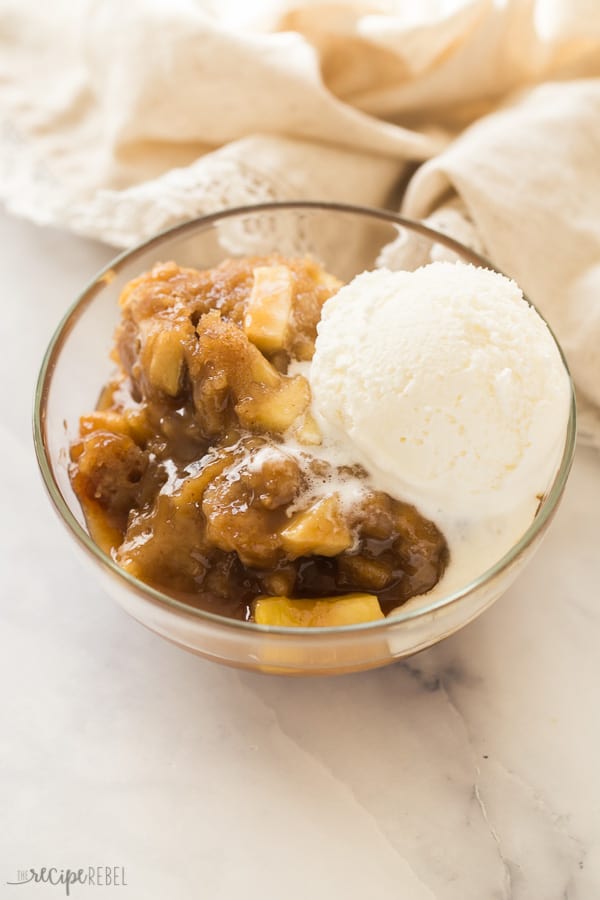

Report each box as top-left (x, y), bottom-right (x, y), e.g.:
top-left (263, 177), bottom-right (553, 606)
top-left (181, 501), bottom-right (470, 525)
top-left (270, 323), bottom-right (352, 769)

top-left (2, 209), bottom-right (599, 900)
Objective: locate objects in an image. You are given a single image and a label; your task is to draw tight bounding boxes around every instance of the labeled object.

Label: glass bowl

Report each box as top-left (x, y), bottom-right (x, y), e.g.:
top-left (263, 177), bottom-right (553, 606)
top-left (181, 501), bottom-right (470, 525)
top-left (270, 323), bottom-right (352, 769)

top-left (34, 202), bottom-right (576, 675)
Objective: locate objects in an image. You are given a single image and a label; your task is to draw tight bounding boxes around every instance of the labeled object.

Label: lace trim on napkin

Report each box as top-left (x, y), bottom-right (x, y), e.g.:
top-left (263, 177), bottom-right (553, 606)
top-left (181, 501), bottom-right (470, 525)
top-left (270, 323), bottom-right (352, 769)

top-left (0, 122), bottom-right (303, 247)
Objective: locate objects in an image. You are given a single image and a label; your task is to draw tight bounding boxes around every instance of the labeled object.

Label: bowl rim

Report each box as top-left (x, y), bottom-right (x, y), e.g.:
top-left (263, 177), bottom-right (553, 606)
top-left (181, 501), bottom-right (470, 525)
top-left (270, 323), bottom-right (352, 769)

top-left (33, 200), bottom-right (577, 637)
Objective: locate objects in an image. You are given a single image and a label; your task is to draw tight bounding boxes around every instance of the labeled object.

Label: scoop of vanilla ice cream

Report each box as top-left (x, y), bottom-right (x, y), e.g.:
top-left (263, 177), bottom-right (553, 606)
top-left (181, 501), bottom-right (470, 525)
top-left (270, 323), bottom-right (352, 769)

top-left (310, 262), bottom-right (571, 524)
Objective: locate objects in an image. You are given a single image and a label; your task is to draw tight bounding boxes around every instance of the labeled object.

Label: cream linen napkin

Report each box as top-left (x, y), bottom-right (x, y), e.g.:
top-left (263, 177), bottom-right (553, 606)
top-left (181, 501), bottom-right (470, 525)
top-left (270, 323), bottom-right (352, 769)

top-left (403, 78), bottom-right (600, 446)
top-left (1, 0), bottom-right (600, 439)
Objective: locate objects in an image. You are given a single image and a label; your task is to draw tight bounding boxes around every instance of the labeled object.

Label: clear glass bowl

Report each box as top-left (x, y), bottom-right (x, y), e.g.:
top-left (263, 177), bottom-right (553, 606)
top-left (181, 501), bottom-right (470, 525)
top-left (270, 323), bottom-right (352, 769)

top-left (34, 202), bottom-right (576, 675)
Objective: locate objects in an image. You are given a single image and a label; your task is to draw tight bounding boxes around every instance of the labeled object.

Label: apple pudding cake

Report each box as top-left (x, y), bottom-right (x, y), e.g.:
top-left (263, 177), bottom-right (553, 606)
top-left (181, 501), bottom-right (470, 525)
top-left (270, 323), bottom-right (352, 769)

top-left (69, 256), bottom-right (447, 626)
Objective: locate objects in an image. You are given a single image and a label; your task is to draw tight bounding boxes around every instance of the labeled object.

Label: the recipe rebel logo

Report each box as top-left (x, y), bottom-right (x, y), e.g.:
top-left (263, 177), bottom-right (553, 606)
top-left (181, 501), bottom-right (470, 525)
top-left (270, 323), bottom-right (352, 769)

top-left (6, 866), bottom-right (127, 895)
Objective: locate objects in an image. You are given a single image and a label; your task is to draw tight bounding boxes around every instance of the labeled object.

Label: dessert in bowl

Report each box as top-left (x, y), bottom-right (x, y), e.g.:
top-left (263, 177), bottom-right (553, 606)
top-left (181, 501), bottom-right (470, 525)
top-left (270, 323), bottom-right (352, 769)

top-left (34, 202), bottom-right (576, 675)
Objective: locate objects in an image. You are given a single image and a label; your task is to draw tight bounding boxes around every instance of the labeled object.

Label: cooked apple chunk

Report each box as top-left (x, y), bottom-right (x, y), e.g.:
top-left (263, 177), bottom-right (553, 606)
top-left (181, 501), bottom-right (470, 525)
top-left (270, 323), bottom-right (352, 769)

top-left (244, 265), bottom-right (294, 353)
top-left (261, 566), bottom-right (297, 596)
top-left (254, 593), bottom-right (384, 627)
top-left (337, 553), bottom-right (393, 590)
top-left (292, 410), bottom-right (322, 445)
top-left (236, 374), bottom-right (310, 434)
top-left (79, 407), bottom-right (151, 447)
top-left (191, 309), bottom-right (309, 434)
top-left (281, 494), bottom-right (353, 558)
top-left (145, 328), bottom-right (185, 396)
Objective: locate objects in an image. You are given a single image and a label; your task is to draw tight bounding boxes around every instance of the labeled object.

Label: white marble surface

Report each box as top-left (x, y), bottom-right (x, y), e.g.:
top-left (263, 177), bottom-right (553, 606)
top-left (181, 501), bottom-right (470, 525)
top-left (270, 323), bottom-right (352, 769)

top-left (1, 208), bottom-right (599, 900)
